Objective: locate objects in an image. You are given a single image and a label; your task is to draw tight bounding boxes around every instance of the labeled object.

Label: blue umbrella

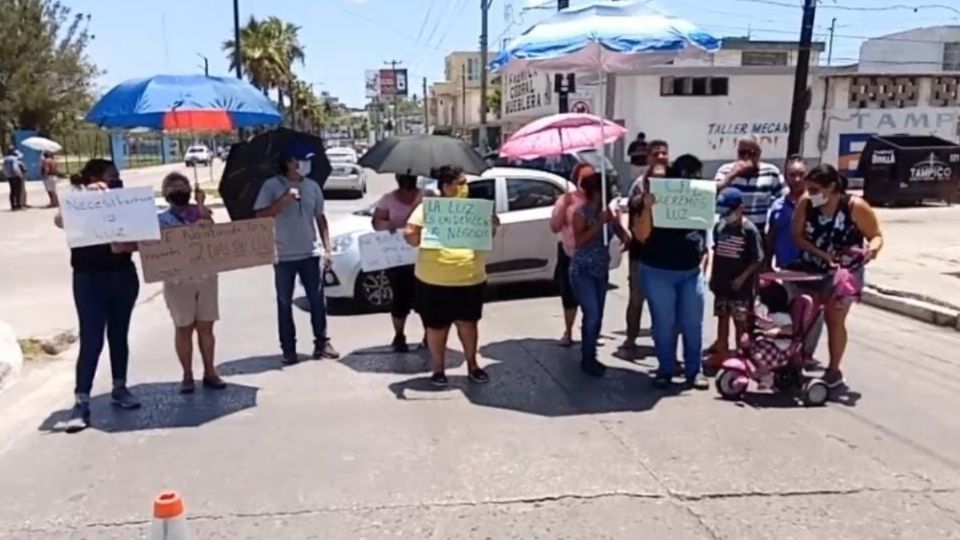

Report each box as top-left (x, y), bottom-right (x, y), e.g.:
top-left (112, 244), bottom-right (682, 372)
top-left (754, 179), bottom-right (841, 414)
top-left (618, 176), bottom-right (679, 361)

top-left (491, 1), bottom-right (721, 74)
top-left (86, 74), bottom-right (281, 130)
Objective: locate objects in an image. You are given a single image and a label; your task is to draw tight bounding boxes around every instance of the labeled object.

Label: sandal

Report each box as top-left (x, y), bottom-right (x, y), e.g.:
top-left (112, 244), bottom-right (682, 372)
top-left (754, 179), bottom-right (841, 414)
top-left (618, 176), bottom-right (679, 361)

top-left (202, 376), bottom-right (228, 390)
top-left (180, 378), bottom-right (196, 394)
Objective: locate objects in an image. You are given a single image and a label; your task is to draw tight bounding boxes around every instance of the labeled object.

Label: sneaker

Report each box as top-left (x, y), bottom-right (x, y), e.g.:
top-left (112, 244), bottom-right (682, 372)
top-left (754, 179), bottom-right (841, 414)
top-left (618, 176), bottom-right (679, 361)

top-left (686, 373), bottom-right (710, 391)
top-left (822, 369), bottom-right (845, 388)
top-left (282, 353), bottom-right (300, 366)
top-left (468, 368), bottom-right (490, 384)
top-left (64, 403), bottom-right (90, 434)
top-left (110, 387), bottom-right (141, 410)
top-left (580, 359), bottom-right (607, 377)
top-left (319, 340), bottom-right (340, 360)
top-left (430, 371), bottom-right (448, 387)
top-left (392, 334), bottom-right (410, 354)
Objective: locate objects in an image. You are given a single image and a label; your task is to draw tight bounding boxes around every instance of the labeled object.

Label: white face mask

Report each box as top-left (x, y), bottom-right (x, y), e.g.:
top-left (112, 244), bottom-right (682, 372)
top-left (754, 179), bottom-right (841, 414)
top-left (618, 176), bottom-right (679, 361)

top-left (724, 213), bottom-right (739, 224)
top-left (297, 160), bottom-right (312, 177)
top-left (809, 192), bottom-right (828, 207)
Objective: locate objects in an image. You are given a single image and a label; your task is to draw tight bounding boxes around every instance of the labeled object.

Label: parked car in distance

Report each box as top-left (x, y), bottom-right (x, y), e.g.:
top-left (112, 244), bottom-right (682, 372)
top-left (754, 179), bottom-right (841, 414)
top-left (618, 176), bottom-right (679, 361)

top-left (326, 147), bottom-right (359, 164)
top-left (184, 145), bottom-right (211, 167)
top-left (490, 149), bottom-right (620, 198)
top-left (324, 162), bottom-right (366, 198)
top-left (325, 167), bottom-right (623, 310)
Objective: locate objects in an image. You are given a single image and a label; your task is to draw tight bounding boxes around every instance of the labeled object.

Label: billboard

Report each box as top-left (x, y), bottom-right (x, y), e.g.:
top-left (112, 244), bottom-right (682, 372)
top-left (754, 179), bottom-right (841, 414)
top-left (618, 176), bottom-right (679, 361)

top-left (378, 68), bottom-right (408, 98)
top-left (364, 70), bottom-right (380, 98)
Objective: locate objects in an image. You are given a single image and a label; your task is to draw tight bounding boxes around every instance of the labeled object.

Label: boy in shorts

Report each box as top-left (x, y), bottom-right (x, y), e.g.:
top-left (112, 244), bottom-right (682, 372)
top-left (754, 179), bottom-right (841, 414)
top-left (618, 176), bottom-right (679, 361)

top-left (708, 187), bottom-right (764, 359)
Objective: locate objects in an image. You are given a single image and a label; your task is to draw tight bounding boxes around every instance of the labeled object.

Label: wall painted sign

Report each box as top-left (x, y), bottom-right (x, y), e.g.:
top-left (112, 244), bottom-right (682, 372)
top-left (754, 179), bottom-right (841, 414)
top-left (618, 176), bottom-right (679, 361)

top-left (706, 121), bottom-right (792, 153)
top-left (502, 71), bottom-right (554, 117)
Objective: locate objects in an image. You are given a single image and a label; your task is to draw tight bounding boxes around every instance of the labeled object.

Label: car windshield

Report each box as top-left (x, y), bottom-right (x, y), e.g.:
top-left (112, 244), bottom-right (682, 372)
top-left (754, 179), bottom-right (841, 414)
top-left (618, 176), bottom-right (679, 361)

top-left (187, 146), bottom-right (206, 152)
top-left (332, 164), bottom-right (358, 175)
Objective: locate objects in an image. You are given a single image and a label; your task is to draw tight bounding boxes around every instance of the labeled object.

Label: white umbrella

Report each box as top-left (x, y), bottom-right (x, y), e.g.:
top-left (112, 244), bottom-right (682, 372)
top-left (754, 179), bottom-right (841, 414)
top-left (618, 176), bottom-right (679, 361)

top-left (21, 136), bottom-right (62, 153)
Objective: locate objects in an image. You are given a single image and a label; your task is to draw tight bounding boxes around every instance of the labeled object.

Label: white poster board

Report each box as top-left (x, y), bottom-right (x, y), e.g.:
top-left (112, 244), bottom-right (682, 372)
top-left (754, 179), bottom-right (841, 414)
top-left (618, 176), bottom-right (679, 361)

top-left (358, 231), bottom-right (417, 272)
top-left (60, 187), bottom-right (161, 248)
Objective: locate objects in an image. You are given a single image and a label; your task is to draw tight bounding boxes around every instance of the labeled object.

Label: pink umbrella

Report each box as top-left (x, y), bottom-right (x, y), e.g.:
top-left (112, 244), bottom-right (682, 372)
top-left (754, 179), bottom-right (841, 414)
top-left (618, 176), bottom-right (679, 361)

top-left (499, 113), bottom-right (627, 160)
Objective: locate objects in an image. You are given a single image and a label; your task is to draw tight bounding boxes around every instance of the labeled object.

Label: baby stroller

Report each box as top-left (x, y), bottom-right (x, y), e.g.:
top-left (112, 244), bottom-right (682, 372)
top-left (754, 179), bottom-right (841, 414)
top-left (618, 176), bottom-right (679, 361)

top-left (714, 271), bottom-right (831, 407)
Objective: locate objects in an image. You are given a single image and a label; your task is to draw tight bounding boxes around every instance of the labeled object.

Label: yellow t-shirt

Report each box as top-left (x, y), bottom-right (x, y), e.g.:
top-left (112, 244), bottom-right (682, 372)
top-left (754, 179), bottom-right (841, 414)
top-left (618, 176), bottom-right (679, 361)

top-left (408, 202), bottom-right (486, 286)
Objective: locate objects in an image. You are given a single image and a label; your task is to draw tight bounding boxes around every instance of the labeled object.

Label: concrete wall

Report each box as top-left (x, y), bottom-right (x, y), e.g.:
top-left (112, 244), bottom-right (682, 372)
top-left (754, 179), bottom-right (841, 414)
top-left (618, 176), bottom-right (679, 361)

top-left (860, 27), bottom-right (960, 74)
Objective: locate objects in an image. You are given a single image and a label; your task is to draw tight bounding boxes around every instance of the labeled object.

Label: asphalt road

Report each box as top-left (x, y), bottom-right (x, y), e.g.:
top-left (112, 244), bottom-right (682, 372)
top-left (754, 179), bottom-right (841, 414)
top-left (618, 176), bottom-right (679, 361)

top-left (0, 167), bottom-right (959, 538)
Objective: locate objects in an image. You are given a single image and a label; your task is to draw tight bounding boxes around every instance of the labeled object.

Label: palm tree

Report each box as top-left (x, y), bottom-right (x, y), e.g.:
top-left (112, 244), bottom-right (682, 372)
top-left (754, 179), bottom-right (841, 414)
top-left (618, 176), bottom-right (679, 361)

top-left (222, 15), bottom-right (305, 112)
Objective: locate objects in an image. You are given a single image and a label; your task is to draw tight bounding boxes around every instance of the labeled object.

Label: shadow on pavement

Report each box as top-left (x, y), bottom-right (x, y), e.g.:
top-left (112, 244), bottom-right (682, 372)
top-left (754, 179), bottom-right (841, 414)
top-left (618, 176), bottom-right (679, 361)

top-left (218, 354), bottom-right (300, 376)
top-left (340, 346), bottom-right (464, 375)
top-left (387, 338), bottom-right (673, 417)
top-left (37, 382), bottom-right (259, 433)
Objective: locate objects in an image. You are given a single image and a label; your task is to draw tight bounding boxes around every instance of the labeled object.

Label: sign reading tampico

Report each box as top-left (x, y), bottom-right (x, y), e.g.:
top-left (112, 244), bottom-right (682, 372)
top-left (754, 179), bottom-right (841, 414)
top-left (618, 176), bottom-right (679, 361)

top-left (139, 218), bottom-right (277, 283)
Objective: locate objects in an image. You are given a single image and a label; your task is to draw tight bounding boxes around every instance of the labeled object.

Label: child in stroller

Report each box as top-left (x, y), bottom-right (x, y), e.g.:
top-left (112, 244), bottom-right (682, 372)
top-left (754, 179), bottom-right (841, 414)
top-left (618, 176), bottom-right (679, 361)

top-left (715, 272), bottom-right (832, 406)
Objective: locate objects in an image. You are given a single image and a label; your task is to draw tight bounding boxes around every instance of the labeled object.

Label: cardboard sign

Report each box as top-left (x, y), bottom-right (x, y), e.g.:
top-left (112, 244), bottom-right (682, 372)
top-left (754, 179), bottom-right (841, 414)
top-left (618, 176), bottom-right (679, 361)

top-left (649, 178), bottom-right (717, 230)
top-left (139, 218), bottom-right (277, 283)
top-left (421, 198), bottom-right (494, 251)
top-left (358, 231), bottom-right (417, 272)
top-left (60, 187), bottom-right (161, 248)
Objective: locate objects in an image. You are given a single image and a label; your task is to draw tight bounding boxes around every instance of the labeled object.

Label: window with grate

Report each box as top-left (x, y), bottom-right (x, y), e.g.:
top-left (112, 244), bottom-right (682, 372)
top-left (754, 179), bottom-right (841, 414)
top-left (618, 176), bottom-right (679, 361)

top-left (660, 76), bottom-right (729, 97)
top-left (847, 76), bottom-right (918, 109)
top-left (741, 51), bottom-right (789, 66)
top-left (943, 42), bottom-right (960, 71)
top-left (930, 77), bottom-right (960, 107)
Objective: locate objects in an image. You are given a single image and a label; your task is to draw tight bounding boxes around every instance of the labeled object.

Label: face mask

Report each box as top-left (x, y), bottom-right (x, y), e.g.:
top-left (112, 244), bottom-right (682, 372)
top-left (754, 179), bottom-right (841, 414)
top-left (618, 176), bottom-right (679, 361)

top-left (456, 184), bottom-right (469, 198)
top-left (724, 213), bottom-right (740, 225)
top-left (809, 192), bottom-right (828, 207)
top-left (166, 191), bottom-right (191, 207)
top-left (297, 160), bottom-right (312, 177)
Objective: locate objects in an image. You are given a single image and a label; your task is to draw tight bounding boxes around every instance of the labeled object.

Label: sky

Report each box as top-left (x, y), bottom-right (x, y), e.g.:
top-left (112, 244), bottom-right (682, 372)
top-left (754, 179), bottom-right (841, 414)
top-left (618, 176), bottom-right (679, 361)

top-left (68, 0), bottom-right (960, 108)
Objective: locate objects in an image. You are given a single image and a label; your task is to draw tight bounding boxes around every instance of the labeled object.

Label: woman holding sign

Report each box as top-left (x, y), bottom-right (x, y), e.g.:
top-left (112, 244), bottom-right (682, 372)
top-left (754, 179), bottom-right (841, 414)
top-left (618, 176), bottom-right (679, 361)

top-left (373, 172), bottom-right (425, 353)
top-left (53, 159), bottom-right (141, 433)
top-left (633, 157), bottom-right (711, 391)
top-left (405, 166), bottom-right (498, 387)
top-left (157, 172), bottom-right (227, 394)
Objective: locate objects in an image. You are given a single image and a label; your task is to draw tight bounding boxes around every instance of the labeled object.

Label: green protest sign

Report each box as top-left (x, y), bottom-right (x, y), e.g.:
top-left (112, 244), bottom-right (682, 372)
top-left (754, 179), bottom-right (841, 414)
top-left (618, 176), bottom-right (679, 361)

top-left (649, 178), bottom-right (717, 230)
top-left (421, 197), bottom-right (494, 251)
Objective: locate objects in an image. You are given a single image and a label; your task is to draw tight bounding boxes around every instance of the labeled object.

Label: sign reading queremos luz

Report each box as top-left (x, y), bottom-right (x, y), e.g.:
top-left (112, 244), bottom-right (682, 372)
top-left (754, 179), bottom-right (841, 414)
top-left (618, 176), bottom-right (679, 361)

top-left (502, 71), bottom-right (554, 116)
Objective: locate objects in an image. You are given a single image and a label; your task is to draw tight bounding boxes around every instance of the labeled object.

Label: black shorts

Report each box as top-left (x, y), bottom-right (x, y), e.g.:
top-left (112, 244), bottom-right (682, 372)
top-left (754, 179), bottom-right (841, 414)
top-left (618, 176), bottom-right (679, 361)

top-left (415, 279), bottom-right (486, 329)
top-left (555, 244), bottom-right (578, 310)
top-left (386, 265), bottom-right (416, 318)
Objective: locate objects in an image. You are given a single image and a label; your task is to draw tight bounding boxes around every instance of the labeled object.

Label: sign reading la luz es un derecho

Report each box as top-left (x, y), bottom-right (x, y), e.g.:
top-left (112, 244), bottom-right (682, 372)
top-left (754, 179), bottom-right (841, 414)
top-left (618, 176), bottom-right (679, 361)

top-left (60, 187), bottom-right (161, 248)
top-left (139, 218), bottom-right (278, 283)
top-left (421, 198), bottom-right (494, 251)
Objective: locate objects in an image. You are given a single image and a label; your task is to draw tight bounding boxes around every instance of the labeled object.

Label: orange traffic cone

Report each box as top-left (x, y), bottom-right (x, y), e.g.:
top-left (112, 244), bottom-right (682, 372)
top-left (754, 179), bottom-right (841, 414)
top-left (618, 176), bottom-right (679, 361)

top-left (151, 491), bottom-right (190, 540)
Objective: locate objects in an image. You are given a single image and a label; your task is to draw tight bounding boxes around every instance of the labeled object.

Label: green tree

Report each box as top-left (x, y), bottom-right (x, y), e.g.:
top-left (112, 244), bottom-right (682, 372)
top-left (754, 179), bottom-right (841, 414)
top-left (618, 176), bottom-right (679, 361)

top-left (0, 0), bottom-right (100, 143)
top-left (222, 16), bottom-right (304, 112)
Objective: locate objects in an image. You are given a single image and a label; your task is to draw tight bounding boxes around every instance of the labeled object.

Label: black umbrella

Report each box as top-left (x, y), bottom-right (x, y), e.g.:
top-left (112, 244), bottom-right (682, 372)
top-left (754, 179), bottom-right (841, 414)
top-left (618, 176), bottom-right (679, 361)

top-left (219, 127), bottom-right (333, 220)
top-left (357, 135), bottom-right (488, 177)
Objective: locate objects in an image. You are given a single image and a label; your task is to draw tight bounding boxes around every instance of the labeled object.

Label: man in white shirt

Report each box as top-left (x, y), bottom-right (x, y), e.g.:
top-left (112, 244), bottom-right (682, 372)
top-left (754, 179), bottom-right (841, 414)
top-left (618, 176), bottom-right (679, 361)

top-left (714, 136), bottom-right (785, 229)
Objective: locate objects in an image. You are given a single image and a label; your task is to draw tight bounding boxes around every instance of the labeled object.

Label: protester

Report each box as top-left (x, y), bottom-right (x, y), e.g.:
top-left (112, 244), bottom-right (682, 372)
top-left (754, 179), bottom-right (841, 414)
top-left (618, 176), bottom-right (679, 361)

top-left (570, 173), bottom-right (629, 376)
top-left (404, 165), bottom-right (498, 387)
top-left (373, 172), bottom-right (425, 352)
top-left (549, 162), bottom-right (594, 347)
top-left (254, 145), bottom-right (339, 365)
top-left (53, 159), bottom-right (140, 433)
top-left (3, 147), bottom-right (25, 211)
top-left (766, 155), bottom-right (823, 363)
top-left (622, 140), bottom-right (669, 352)
top-left (632, 156), bottom-right (709, 390)
top-left (715, 136), bottom-right (784, 229)
top-left (627, 131), bottom-right (648, 180)
top-left (157, 173), bottom-right (226, 393)
top-left (41, 151), bottom-right (61, 208)
top-left (707, 187), bottom-right (764, 360)
top-left (792, 164), bottom-right (884, 388)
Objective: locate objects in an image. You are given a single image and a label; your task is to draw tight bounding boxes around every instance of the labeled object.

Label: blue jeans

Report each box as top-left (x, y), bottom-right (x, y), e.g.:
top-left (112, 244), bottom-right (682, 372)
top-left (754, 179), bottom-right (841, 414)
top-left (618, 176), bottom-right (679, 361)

top-left (72, 269), bottom-right (140, 396)
top-left (570, 270), bottom-right (608, 363)
top-left (274, 256), bottom-right (327, 354)
top-left (641, 265), bottom-right (704, 379)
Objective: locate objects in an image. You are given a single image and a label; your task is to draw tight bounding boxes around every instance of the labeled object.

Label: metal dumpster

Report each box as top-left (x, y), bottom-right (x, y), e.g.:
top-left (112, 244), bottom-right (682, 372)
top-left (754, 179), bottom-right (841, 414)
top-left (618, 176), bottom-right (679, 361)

top-left (857, 135), bottom-right (960, 205)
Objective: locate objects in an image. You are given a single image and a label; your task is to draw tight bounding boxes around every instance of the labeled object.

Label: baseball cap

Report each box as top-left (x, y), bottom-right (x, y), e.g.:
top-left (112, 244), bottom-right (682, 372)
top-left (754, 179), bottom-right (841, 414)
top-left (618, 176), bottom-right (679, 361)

top-left (716, 187), bottom-right (743, 216)
top-left (282, 142), bottom-right (315, 161)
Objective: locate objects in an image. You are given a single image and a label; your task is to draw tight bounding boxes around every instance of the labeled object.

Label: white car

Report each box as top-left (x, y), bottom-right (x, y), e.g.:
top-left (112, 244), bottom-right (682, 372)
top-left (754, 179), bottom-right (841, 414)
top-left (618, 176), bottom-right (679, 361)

top-left (324, 162), bottom-right (366, 198)
top-left (324, 167), bottom-right (623, 310)
top-left (183, 145), bottom-right (211, 166)
top-left (326, 147), bottom-right (358, 164)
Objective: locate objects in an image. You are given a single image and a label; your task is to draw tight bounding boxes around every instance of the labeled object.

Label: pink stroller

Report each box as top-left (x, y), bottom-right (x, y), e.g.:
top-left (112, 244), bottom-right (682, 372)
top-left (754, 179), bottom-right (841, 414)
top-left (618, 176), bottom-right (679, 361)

top-left (714, 271), bottom-right (832, 406)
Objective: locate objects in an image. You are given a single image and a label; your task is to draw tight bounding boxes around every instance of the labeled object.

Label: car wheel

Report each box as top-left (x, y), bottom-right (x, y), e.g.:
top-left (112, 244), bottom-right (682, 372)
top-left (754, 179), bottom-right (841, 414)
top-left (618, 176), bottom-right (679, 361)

top-left (354, 270), bottom-right (393, 312)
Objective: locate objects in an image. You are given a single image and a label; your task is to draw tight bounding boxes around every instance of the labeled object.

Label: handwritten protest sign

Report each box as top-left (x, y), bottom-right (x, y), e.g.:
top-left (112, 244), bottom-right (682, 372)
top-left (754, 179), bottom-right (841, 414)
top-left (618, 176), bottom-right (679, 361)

top-left (358, 231), bottom-right (418, 272)
top-left (421, 198), bottom-right (494, 251)
top-left (60, 187), bottom-right (161, 248)
top-left (139, 218), bottom-right (277, 283)
top-left (649, 178), bottom-right (717, 230)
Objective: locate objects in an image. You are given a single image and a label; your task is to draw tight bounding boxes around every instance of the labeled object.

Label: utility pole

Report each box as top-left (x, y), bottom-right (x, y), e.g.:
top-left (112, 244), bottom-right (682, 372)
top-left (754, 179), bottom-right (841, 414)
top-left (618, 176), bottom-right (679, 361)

top-left (197, 53), bottom-right (209, 76)
top-left (479, 0), bottom-right (490, 150)
top-left (557, 0), bottom-right (572, 113)
top-left (384, 59), bottom-right (402, 136)
top-left (787, 0), bottom-right (816, 157)
top-left (461, 65), bottom-right (467, 130)
top-left (422, 77), bottom-right (429, 134)
top-left (232, 0), bottom-right (242, 79)
top-left (827, 17), bottom-right (837, 66)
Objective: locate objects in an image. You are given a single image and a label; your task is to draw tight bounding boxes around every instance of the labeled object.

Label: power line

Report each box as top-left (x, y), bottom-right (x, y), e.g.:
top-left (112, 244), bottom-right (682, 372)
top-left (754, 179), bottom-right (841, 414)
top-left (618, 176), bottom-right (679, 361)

top-left (728, 0), bottom-right (960, 17)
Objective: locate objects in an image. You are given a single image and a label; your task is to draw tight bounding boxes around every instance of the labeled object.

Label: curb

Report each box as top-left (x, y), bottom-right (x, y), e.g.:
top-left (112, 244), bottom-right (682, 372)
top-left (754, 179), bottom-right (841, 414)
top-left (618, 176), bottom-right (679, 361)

top-left (0, 321), bottom-right (24, 391)
top-left (861, 285), bottom-right (960, 331)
